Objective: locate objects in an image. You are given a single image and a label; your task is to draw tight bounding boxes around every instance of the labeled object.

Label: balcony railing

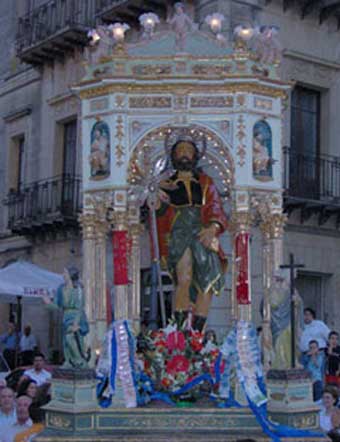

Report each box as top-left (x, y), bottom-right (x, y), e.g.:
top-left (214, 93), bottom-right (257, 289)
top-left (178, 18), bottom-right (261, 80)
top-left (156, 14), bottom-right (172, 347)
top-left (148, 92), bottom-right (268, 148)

top-left (283, 147), bottom-right (340, 224)
top-left (5, 174), bottom-right (82, 235)
top-left (16, 0), bottom-right (97, 64)
top-left (15, 0), bottom-right (168, 64)
top-left (283, 147), bottom-right (340, 202)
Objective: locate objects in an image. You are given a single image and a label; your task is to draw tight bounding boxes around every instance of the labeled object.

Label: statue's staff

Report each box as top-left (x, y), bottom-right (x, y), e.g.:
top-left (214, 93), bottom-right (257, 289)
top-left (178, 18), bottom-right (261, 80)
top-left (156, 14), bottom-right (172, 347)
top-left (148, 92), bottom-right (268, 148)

top-left (280, 253), bottom-right (304, 368)
top-left (130, 158), bottom-right (173, 328)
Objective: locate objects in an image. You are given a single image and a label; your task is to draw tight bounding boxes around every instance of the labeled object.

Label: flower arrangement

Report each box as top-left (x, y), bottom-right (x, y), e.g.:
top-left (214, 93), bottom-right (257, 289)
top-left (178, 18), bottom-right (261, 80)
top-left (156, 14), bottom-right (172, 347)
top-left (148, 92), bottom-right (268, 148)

top-left (142, 324), bottom-right (223, 399)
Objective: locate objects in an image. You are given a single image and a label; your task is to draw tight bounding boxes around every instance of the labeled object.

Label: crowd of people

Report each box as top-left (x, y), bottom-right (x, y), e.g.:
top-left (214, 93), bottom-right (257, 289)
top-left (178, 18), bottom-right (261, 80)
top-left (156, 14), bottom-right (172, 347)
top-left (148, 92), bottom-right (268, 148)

top-left (299, 308), bottom-right (340, 440)
top-left (0, 353), bottom-right (51, 442)
top-left (0, 324), bottom-right (37, 370)
top-left (1, 309), bottom-right (340, 440)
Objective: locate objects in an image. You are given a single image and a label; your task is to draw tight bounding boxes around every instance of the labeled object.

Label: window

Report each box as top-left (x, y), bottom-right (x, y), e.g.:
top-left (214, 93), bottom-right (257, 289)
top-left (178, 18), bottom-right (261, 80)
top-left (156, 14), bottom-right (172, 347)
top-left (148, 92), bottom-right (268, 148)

top-left (291, 85), bottom-right (320, 156)
top-left (296, 273), bottom-right (327, 322)
top-left (63, 120), bottom-right (77, 177)
top-left (8, 135), bottom-right (25, 192)
top-left (61, 120), bottom-right (78, 214)
top-left (290, 86), bottom-right (321, 198)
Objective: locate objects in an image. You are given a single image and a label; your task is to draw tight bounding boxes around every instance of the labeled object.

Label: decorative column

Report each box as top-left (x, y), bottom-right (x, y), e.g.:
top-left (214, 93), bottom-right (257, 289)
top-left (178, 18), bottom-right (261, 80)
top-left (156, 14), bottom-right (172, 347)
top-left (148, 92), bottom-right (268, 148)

top-left (79, 212), bottom-right (97, 366)
top-left (259, 211), bottom-right (287, 371)
top-left (94, 218), bottom-right (109, 349)
top-left (231, 211), bottom-right (253, 322)
top-left (129, 222), bottom-right (142, 334)
top-left (80, 194), bottom-right (111, 366)
top-left (112, 211), bottom-right (129, 320)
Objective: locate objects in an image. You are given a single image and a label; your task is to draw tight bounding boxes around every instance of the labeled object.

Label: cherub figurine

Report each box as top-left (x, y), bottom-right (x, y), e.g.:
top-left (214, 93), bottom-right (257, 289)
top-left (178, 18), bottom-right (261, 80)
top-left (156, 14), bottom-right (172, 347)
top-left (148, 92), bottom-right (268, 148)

top-left (85, 26), bottom-right (114, 64)
top-left (168, 2), bottom-right (196, 52)
top-left (253, 26), bottom-right (282, 65)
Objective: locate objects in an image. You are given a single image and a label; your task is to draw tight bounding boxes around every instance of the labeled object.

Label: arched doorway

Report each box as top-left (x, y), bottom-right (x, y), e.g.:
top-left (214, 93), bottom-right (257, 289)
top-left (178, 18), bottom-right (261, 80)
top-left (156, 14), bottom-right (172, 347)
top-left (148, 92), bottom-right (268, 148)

top-left (127, 123), bottom-right (235, 337)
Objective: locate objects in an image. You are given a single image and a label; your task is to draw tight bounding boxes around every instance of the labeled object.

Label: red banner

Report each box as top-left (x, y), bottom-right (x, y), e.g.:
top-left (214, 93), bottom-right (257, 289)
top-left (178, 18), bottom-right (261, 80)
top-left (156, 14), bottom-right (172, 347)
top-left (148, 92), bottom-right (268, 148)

top-left (112, 231), bottom-right (129, 285)
top-left (235, 232), bottom-right (251, 305)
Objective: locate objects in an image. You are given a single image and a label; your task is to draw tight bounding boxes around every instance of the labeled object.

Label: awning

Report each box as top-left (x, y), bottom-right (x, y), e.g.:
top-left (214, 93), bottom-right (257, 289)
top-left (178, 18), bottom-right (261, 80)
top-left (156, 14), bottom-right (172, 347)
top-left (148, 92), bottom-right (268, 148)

top-left (0, 261), bottom-right (64, 302)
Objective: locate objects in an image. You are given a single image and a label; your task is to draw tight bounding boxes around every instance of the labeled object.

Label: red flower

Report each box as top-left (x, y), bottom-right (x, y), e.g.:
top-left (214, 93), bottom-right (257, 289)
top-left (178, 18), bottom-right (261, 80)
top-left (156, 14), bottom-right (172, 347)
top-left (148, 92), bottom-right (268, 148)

top-left (161, 377), bottom-right (172, 388)
top-left (190, 339), bottom-right (203, 352)
top-left (155, 339), bottom-right (167, 348)
top-left (166, 355), bottom-right (190, 374)
top-left (166, 331), bottom-right (186, 352)
top-left (210, 349), bottom-right (219, 359)
top-left (189, 330), bottom-right (204, 340)
top-left (151, 330), bottom-right (164, 339)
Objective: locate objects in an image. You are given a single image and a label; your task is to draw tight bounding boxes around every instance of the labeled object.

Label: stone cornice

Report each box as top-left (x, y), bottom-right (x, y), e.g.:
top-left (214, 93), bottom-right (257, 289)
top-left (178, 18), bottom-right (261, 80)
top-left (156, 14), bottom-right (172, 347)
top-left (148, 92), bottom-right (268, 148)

top-left (283, 49), bottom-right (340, 71)
top-left (0, 68), bottom-right (41, 98)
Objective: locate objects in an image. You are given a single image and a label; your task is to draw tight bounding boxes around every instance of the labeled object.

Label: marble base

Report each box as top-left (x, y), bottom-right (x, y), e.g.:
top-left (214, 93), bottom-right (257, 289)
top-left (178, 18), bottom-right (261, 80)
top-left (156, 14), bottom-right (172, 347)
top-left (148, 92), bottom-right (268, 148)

top-left (35, 407), bottom-right (259, 441)
top-left (266, 369), bottom-right (321, 429)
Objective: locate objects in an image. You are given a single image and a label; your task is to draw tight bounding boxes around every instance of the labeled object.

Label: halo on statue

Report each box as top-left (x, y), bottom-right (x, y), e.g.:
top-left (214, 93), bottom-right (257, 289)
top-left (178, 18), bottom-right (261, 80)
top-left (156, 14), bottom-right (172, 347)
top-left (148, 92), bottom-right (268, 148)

top-left (164, 127), bottom-right (207, 160)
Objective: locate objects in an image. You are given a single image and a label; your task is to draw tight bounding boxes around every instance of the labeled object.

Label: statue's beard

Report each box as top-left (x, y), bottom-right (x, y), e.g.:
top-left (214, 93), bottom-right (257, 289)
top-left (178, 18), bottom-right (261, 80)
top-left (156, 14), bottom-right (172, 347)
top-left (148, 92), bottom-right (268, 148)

top-left (173, 156), bottom-right (197, 171)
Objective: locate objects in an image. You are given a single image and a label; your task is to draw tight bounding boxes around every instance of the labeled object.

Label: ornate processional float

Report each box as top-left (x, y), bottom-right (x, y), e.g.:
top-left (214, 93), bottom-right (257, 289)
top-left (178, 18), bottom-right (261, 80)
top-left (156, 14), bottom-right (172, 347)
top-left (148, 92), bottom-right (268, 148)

top-left (36, 4), bottom-right (327, 442)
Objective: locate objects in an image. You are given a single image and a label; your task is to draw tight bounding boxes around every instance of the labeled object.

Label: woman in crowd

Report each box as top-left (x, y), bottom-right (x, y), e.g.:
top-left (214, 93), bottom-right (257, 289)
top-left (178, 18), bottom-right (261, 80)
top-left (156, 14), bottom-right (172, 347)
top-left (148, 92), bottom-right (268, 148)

top-left (326, 331), bottom-right (340, 387)
top-left (16, 380), bottom-right (37, 401)
top-left (319, 386), bottom-right (340, 440)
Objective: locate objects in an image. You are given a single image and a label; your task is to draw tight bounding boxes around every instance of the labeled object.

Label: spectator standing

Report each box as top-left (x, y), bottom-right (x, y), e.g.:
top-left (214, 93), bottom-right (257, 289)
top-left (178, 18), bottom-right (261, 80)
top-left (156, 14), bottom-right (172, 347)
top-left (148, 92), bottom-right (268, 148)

top-left (319, 387), bottom-right (340, 440)
top-left (299, 308), bottom-right (330, 356)
top-left (13, 403), bottom-right (44, 442)
top-left (303, 340), bottom-right (325, 402)
top-left (0, 323), bottom-right (19, 370)
top-left (326, 331), bottom-right (340, 387)
top-left (0, 396), bottom-right (32, 442)
top-left (0, 387), bottom-right (16, 427)
top-left (19, 326), bottom-right (37, 366)
top-left (22, 354), bottom-right (51, 387)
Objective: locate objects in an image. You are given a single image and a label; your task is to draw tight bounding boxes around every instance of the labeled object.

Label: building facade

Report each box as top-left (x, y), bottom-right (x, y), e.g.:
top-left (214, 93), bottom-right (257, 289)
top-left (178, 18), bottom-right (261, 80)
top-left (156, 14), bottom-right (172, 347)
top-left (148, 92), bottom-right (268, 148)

top-left (0, 0), bottom-right (340, 356)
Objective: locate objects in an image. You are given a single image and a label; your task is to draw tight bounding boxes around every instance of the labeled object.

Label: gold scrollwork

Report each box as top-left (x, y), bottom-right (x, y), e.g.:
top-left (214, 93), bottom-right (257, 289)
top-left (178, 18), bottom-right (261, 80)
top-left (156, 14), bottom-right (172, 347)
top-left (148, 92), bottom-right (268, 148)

top-left (48, 413), bottom-right (72, 429)
top-left (79, 83), bottom-right (288, 100)
top-left (230, 211), bottom-right (254, 233)
top-left (236, 115), bottom-right (246, 167)
top-left (115, 115), bottom-right (125, 167)
top-left (259, 212), bottom-right (287, 239)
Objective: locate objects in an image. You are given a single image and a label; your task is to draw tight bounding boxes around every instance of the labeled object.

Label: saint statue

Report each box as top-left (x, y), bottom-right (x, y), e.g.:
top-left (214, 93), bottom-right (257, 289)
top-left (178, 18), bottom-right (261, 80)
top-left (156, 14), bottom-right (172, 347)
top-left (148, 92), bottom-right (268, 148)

top-left (156, 139), bottom-right (229, 331)
top-left (168, 2), bottom-right (196, 52)
top-left (89, 123), bottom-right (110, 179)
top-left (43, 267), bottom-right (90, 369)
top-left (253, 133), bottom-right (270, 175)
top-left (269, 269), bottom-right (303, 369)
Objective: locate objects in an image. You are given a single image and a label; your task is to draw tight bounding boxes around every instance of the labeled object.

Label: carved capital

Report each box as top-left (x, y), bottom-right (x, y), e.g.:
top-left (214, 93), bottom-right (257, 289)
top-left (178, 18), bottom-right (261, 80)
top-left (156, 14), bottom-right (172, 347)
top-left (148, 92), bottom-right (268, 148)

top-left (260, 212), bottom-right (287, 239)
top-left (129, 223), bottom-right (144, 239)
top-left (110, 211), bottom-right (128, 230)
top-left (230, 211), bottom-right (253, 233)
top-left (79, 212), bottom-right (97, 240)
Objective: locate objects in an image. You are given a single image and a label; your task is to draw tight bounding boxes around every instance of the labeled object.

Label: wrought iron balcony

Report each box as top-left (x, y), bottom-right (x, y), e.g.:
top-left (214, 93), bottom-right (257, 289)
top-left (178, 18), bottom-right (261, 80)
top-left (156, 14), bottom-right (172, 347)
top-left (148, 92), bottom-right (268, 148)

top-left (265, 0), bottom-right (340, 29)
top-left (16, 0), bottom-right (96, 64)
top-left (5, 174), bottom-right (82, 236)
top-left (283, 147), bottom-right (340, 225)
top-left (95, 0), bottom-right (167, 25)
top-left (16, 0), bottom-right (168, 65)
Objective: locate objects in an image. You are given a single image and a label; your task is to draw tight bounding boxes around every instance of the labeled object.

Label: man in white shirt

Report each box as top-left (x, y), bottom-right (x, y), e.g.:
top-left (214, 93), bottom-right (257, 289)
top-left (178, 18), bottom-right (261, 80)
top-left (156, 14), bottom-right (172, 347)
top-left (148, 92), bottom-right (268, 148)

top-left (0, 387), bottom-right (16, 427)
top-left (299, 308), bottom-right (330, 353)
top-left (19, 325), bottom-right (37, 366)
top-left (22, 353), bottom-right (51, 387)
top-left (1, 395), bottom-right (32, 442)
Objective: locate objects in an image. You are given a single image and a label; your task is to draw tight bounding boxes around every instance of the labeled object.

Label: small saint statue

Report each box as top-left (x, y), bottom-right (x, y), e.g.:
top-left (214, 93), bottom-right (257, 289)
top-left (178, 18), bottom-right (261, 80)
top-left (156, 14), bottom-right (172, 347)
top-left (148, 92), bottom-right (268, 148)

top-left (269, 269), bottom-right (303, 369)
top-left (168, 2), bottom-right (196, 52)
top-left (43, 266), bottom-right (90, 369)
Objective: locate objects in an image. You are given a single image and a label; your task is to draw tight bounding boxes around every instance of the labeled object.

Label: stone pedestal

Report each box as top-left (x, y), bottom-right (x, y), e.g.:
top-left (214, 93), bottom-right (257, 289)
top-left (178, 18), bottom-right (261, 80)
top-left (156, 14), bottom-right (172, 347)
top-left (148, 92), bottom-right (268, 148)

top-left (266, 369), bottom-right (321, 429)
top-left (39, 368), bottom-right (97, 435)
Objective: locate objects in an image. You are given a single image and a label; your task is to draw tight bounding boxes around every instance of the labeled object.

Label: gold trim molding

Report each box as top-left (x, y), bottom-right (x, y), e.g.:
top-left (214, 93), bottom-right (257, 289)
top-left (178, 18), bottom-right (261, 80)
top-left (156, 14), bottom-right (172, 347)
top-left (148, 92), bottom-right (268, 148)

top-left (79, 83), bottom-right (288, 100)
